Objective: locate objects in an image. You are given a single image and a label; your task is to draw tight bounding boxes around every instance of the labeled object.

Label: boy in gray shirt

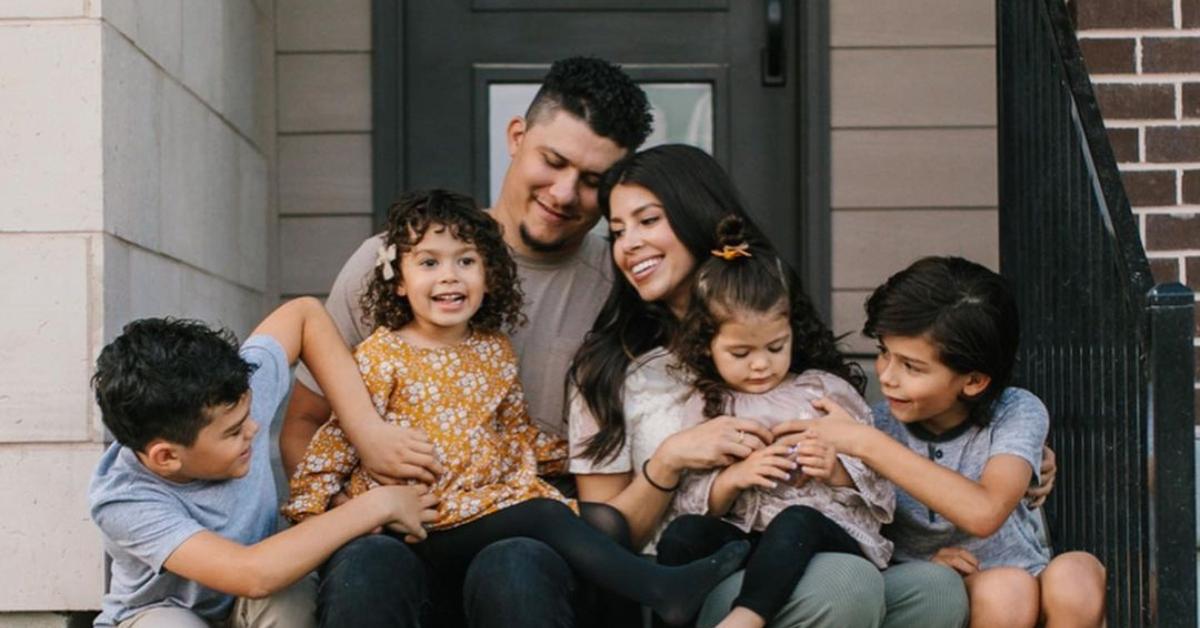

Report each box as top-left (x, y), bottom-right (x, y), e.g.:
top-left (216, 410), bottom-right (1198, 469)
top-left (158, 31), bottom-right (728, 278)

top-left (89, 298), bottom-right (436, 627)
top-left (873, 387), bottom-right (1053, 574)
top-left (779, 256), bottom-right (1106, 627)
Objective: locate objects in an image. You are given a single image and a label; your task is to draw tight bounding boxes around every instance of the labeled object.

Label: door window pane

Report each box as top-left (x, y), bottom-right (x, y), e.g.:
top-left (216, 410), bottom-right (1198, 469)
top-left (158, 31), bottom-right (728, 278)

top-left (487, 82), bottom-right (713, 205)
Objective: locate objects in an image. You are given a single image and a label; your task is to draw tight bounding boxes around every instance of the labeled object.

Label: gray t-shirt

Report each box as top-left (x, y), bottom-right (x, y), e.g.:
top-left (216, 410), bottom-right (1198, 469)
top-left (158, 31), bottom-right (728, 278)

top-left (296, 229), bottom-right (612, 437)
top-left (874, 387), bottom-right (1053, 575)
top-left (89, 336), bottom-right (291, 626)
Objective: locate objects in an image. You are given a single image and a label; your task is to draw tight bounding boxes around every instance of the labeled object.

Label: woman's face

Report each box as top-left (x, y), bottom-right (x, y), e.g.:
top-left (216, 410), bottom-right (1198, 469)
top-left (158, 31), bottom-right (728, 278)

top-left (607, 183), bottom-right (697, 317)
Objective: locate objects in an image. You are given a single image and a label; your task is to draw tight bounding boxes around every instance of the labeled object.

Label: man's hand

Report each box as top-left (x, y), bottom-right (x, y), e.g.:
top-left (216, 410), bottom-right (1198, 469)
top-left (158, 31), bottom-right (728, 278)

top-left (930, 546), bottom-right (980, 576)
top-left (1024, 444), bottom-right (1056, 508)
top-left (356, 421), bottom-right (444, 485)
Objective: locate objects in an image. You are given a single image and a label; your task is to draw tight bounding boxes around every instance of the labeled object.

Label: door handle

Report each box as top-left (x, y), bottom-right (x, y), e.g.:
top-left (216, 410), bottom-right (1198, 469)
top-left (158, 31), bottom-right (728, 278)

top-left (761, 0), bottom-right (785, 86)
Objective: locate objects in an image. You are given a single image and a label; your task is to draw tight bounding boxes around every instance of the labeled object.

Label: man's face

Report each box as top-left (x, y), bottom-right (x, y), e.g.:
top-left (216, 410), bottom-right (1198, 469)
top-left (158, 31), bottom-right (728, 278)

top-left (494, 111), bottom-right (627, 256)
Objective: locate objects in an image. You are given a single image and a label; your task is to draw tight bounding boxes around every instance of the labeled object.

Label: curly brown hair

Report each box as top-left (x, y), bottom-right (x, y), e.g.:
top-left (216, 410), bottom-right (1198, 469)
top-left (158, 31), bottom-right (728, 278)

top-left (359, 190), bottom-right (526, 334)
top-left (672, 215), bottom-right (865, 418)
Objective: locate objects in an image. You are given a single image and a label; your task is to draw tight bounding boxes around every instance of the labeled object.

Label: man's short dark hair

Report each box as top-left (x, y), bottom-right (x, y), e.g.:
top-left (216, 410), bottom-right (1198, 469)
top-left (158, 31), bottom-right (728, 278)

top-left (525, 56), bottom-right (652, 150)
top-left (92, 318), bottom-right (255, 451)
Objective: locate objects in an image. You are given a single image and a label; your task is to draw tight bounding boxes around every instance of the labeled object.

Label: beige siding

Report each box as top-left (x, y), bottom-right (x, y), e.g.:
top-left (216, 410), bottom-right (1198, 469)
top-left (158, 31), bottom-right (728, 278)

top-left (280, 215), bottom-right (374, 295)
top-left (276, 0), bottom-right (370, 52)
top-left (830, 0), bottom-right (999, 358)
top-left (279, 134), bottom-right (373, 215)
top-left (277, 53), bottom-right (372, 132)
top-left (275, 0), bottom-right (374, 299)
top-left (831, 0), bottom-right (994, 47)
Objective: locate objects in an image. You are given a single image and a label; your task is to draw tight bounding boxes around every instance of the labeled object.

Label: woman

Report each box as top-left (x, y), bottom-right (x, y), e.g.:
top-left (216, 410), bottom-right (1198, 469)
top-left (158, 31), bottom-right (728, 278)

top-left (566, 144), bottom-right (970, 628)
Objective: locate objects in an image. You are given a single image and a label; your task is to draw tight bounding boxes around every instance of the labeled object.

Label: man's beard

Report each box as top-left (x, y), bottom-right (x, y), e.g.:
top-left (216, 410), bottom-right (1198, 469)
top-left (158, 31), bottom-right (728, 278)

top-left (518, 222), bottom-right (571, 253)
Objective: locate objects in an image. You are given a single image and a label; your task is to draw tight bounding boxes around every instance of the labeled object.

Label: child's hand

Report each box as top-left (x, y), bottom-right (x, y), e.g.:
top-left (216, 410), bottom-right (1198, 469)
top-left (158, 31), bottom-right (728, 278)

top-left (719, 443), bottom-right (798, 491)
top-left (358, 423), bottom-right (444, 485)
top-left (773, 398), bottom-right (868, 456)
top-left (930, 546), bottom-right (980, 576)
top-left (788, 432), bottom-right (849, 486)
top-left (379, 485), bottom-right (439, 543)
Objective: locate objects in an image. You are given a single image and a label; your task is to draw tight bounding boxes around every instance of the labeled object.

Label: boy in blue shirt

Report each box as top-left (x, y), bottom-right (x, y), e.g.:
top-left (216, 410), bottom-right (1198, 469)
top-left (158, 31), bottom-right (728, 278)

top-left (88, 297), bottom-right (439, 627)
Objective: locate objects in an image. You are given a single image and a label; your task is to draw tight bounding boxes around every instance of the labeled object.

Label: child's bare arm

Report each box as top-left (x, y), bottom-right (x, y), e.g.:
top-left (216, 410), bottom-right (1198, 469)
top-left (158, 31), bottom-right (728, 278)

top-left (780, 399), bottom-right (1030, 537)
top-left (252, 298), bottom-right (377, 426)
top-left (254, 298), bottom-right (442, 485)
top-left (162, 485), bottom-right (437, 599)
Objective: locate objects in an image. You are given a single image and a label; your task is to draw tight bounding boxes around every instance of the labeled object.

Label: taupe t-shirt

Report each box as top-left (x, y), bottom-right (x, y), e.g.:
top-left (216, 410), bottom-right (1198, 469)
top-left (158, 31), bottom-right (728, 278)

top-left (296, 228), bottom-right (612, 437)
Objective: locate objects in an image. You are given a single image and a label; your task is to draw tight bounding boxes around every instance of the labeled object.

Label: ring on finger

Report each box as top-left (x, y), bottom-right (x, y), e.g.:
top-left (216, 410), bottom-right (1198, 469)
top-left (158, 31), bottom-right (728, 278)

top-left (735, 430), bottom-right (745, 445)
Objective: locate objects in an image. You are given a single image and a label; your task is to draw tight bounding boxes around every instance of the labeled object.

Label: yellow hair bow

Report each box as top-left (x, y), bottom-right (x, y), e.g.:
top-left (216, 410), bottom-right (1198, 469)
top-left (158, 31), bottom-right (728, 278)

top-left (710, 244), bottom-right (752, 261)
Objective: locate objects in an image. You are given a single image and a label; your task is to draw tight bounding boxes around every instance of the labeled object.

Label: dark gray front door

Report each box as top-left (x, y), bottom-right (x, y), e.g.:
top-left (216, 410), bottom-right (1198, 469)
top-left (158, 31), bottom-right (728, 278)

top-left (373, 0), bottom-right (831, 317)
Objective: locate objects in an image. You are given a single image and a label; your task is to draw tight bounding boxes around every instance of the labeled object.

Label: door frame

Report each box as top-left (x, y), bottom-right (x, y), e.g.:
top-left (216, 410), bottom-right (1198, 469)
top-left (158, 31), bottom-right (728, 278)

top-left (370, 0), bottom-right (832, 320)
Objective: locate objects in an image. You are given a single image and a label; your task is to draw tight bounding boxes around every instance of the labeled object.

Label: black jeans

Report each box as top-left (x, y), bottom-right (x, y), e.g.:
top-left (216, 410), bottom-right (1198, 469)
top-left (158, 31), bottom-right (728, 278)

top-left (316, 500), bottom-right (638, 628)
top-left (656, 506), bottom-right (862, 623)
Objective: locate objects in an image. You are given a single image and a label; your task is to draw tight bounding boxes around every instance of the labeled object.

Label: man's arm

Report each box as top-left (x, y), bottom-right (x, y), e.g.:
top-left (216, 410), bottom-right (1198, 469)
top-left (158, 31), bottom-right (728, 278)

top-left (163, 485), bottom-right (436, 598)
top-left (279, 383), bottom-right (331, 477)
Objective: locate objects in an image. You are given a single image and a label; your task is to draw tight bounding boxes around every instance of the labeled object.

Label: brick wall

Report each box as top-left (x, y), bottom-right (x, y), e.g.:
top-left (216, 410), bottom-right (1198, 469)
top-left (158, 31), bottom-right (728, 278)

top-left (1073, 0), bottom-right (1200, 420)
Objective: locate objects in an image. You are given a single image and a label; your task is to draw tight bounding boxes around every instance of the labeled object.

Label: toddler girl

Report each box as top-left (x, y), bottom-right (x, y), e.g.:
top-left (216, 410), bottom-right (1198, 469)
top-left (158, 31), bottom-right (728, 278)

top-left (283, 189), bottom-right (748, 626)
top-left (795, 256), bottom-right (1106, 627)
top-left (658, 216), bottom-right (895, 628)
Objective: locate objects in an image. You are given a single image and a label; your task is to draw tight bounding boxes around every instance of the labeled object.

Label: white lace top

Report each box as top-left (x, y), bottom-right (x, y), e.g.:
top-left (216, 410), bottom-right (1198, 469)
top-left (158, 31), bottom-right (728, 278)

top-left (567, 347), bottom-right (693, 553)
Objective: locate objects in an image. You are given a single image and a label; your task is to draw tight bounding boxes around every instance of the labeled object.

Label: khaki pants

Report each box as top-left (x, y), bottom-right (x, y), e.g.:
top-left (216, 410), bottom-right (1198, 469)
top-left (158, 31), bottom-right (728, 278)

top-left (117, 573), bottom-right (317, 628)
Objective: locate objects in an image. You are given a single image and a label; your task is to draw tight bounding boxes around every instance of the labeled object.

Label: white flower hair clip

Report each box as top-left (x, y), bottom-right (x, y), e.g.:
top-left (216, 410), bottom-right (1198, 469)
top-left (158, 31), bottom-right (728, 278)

top-left (375, 243), bottom-right (397, 280)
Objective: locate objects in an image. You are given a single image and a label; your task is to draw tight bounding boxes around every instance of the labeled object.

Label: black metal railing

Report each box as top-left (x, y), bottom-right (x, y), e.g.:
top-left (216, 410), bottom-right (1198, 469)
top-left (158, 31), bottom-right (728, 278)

top-left (997, 0), bottom-right (1196, 625)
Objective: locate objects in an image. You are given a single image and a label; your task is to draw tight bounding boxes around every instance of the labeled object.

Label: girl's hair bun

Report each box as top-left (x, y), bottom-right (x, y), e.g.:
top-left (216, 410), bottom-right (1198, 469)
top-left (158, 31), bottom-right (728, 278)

top-left (715, 214), bottom-right (748, 250)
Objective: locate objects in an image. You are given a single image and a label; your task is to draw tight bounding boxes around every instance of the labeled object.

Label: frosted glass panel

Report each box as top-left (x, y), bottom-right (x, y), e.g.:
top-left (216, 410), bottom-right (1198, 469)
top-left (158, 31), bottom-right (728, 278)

top-left (487, 82), bottom-right (714, 205)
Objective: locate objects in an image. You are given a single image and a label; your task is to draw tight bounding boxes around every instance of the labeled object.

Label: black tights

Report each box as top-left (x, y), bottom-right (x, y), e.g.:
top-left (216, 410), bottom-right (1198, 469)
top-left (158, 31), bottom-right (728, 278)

top-left (657, 506), bottom-right (863, 623)
top-left (411, 498), bottom-right (750, 626)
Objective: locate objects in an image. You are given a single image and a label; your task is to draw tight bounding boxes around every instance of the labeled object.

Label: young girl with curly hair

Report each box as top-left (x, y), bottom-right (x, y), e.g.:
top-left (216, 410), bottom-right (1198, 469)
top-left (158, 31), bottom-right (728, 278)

top-left (658, 215), bottom-right (895, 628)
top-left (283, 189), bottom-right (748, 626)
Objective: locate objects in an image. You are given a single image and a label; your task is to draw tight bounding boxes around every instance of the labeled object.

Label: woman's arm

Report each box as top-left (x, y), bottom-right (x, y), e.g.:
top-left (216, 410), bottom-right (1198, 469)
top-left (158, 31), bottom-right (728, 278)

top-left (577, 469), bottom-right (677, 549)
top-left (575, 416), bottom-right (774, 548)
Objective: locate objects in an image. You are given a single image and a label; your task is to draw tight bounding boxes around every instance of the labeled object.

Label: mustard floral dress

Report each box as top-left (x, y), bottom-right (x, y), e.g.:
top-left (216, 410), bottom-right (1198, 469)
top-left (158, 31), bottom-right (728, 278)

top-left (283, 328), bottom-right (571, 530)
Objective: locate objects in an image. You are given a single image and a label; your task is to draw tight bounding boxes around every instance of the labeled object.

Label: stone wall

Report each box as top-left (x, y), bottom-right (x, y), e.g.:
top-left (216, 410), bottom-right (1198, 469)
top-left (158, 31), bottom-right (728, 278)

top-left (0, 0), bottom-right (275, 618)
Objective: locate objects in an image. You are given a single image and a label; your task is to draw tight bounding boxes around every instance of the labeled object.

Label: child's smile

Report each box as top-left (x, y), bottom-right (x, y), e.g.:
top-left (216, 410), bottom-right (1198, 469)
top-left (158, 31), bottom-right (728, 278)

top-left (396, 226), bottom-right (487, 345)
top-left (874, 334), bottom-right (987, 433)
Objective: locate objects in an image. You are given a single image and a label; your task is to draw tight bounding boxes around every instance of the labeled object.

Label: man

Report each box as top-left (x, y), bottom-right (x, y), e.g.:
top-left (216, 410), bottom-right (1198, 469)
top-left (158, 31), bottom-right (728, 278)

top-left (280, 57), bottom-right (651, 628)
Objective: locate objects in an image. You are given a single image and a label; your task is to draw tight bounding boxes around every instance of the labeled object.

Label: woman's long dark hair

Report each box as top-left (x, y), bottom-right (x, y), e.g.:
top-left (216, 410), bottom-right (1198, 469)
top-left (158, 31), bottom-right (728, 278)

top-left (568, 144), bottom-right (858, 464)
top-left (674, 216), bottom-right (866, 419)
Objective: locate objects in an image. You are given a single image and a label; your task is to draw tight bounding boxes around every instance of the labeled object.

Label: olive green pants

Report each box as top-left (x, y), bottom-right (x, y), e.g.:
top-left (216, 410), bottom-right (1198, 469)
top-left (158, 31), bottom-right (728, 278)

top-left (695, 555), bottom-right (968, 628)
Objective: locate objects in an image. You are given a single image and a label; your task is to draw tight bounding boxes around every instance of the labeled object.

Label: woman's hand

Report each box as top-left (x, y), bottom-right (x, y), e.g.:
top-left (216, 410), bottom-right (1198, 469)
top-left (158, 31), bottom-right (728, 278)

top-left (719, 443), bottom-right (798, 491)
top-left (930, 546), bottom-right (980, 576)
top-left (655, 416), bottom-right (773, 476)
top-left (1024, 444), bottom-right (1056, 508)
